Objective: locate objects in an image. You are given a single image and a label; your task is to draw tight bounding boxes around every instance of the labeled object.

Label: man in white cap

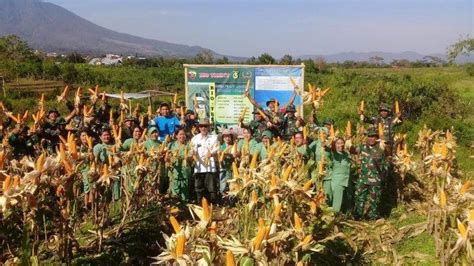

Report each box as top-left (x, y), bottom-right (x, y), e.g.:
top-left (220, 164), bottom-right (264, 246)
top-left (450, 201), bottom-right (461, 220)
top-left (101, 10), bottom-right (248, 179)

top-left (190, 118), bottom-right (219, 203)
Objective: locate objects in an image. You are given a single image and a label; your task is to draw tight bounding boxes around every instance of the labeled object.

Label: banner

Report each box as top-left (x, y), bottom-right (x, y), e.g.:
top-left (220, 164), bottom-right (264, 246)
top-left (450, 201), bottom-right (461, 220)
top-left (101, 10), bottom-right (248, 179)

top-left (184, 64), bottom-right (304, 127)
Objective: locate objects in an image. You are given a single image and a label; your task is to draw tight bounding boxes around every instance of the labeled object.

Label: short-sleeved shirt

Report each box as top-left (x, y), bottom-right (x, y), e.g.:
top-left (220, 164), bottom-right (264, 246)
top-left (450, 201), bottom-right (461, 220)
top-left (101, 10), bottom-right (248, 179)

top-left (151, 115), bottom-right (181, 141)
top-left (191, 133), bottom-right (219, 173)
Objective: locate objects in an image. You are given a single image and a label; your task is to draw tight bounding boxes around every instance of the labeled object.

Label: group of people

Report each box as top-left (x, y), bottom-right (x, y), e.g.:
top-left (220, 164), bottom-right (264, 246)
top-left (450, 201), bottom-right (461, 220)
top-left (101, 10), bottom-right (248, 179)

top-left (0, 87), bottom-right (402, 220)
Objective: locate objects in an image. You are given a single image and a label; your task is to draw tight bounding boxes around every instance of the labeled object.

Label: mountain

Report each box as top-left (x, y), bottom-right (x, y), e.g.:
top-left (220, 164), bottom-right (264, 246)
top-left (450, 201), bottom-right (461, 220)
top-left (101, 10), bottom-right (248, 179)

top-left (298, 51), bottom-right (473, 64)
top-left (0, 0), bottom-right (220, 57)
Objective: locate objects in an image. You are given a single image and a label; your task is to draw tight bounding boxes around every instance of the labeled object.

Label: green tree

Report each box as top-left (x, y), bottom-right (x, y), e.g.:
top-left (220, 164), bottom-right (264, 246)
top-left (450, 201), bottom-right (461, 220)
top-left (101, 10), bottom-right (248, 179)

top-left (279, 54), bottom-right (293, 65)
top-left (447, 36), bottom-right (474, 63)
top-left (65, 52), bottom-right (86, 64)
top-left (257, 53), bottom-right (275, 64)
top-left (194, 50), bottom-right (214, 64)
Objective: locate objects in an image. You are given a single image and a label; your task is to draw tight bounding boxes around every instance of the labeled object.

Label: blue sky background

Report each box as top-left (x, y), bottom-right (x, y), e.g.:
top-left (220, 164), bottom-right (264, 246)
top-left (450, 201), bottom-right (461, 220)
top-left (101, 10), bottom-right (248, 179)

top-left (48, 0), bottom-right (473, 57)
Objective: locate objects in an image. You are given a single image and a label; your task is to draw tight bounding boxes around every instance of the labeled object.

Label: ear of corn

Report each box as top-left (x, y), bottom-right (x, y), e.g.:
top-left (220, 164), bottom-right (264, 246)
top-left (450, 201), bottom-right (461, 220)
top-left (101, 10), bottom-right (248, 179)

top-left (359, 100), bottom-right (364, 112)
top-left (202, 197), bottom-right (210, 221)
top-left (439, 190), bottom-right (447, 207)
top-left (294, 213), bottom-right (303, 231)
top-left (282, 165), bottom-right (292, 181)
top-left (456, 219), bottom-right (468, 240)
top-left (3, 175), bottom-right (12, 192)
top-left (232, 162), bottom-right (240, 178)
top-left (36, 153), bottom-right (45, 172)
top-left (249, 152), bottom-right (258, 169)
top-left (460, 181), bottom-right (471, 195)
top-left (13, 175), bottom-right (20, 188)
top-left (170, 216), bottom-right (181, 233)
top-left (345, 121), bottom-right (352, 137)
top-left (175, 234), bottom-right (185, 257)
top-left (395, 100), bottom-right (400, 113)
top-left (303, 180), bottom-right (313, 191)
top-left (378, 123), bottom-right (384, 139)
top-left (251, 190), bottom-right (258, 204)
top-left (226, 250), bottom-right (236, 266)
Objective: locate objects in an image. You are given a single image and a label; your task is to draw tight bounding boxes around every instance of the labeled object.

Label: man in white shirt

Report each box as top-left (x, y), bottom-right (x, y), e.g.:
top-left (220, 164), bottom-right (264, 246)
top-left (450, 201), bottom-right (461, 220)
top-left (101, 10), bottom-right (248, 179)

top-left (190, 118), bottom-right (219, 203)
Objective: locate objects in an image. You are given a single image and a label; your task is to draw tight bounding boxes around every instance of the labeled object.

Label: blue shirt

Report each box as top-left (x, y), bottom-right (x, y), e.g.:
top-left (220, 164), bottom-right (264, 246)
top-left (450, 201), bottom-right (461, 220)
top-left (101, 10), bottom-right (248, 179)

top-left (151, 115), bottom-right (180, 141)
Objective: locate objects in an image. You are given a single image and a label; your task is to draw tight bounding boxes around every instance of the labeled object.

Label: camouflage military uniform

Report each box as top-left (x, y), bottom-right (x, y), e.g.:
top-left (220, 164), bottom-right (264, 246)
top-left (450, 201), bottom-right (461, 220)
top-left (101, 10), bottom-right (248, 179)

top-left (364, 116), bottom-right (397, 145)
top-left (363, 104), bottom-right (401, 146)
top-left (281, 115), bottom-right (299, 141)
top-left (248, 119), bottom-right (268, 141)
top-left (354, 143), bottom-right (387, 220)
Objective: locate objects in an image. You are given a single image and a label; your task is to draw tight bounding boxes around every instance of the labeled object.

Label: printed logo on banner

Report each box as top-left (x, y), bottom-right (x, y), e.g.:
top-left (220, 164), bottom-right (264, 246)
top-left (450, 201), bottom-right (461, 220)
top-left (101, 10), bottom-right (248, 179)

top-left (188, 71), bottom-right (197, 80)
top-left (232, 71), bottom-right (239, 79)
top-left (242, 71), bottom-right (252, 79)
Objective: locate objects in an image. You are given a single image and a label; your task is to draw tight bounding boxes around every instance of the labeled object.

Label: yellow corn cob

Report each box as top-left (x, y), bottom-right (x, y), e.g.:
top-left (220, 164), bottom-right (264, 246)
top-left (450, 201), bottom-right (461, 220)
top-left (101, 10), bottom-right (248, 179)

top-left (147, 105), bottom-right (152, 118)
top-left (244, 79), bottom-right (250, 94)
top-left (253, 225), bottom-right (267, 250)
top-left (70, 140), bottom-right (78, 160)
top-left (319, 130), bottom-right (325, 142)
top-left (226, 250), bottom-right (236, 266)
top-left (294, 213), bottom-right (303, 231)
top-left (440, 144), bottom-right (448, 159)
top-left (173, 93), bottom-right (177, 105)
top-left (249, 152), bottom-right (258, 169)
top-left (439, 190), bottom-right (447, 207)
top-left (403, 143), bottom-right (408, 156)
top-left (257, 108), bottom-right (269, 121)
top-left (302, 235), bottom-right (312, 245)
top-left (87, 136), bottom-right (93, 151)
top-left (460, 181), bottom-right (471, 195)
top-left (330, 124), bottom-right (335, 139)
top-left (36, 153), bottom-right (45, 172)
top-left (102, 164), bottom-right (110, 177)
top-left (271, 174), bottom-right (278, 188)
top-left (277, 144), bottom-right (288, 157)
top-left (282, 165), bottom-right (292, 181)
top-left (62, 157), bottom-right (73, 175)
top-left (0, 151), bottom-right (4, 169)
top-left (395, 100), bottom-right (400, 114)
top-left (345, 120), bottom-right (352, 137)
top-left (378, 123), bottom-right (384, 139)
top-left (251, 190), bottom-right (258, 204)
top-left (457, 219), bottom-right (468, 240)
top-left (202, 197), bottom-right (210, 221)
top-left (175, 234), bottom-right (185, 257)
top-left (359, 100), bottom-right (364, 112)
top-left (3, 175), bottom-right (11, 192)
top-left (273, 203), bottom-right (282, 220)
top-left (310, 201), bottom-right (317, 214)
top-left (232, 162), bottom-right (240, 178)
top-left (170, 216), bottom-right (181, 233)
top-left (303, 180), bottom-right (313, 191)
top-left (12, 175), bottom-right (20, 188)
top-left (257, 218), bottom-right (265, 230)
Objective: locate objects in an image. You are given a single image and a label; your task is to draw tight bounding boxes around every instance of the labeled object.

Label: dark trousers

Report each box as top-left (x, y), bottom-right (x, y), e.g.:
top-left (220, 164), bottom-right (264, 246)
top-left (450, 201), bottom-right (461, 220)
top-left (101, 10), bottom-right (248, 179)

top-left (194, 172), bottom-right (218, 204)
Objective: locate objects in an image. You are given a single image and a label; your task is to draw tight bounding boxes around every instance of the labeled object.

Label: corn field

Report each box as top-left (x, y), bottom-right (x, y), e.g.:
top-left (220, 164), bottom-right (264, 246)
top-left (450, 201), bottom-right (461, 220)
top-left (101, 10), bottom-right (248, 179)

top-left (0, 92), bottom-right (473, 265)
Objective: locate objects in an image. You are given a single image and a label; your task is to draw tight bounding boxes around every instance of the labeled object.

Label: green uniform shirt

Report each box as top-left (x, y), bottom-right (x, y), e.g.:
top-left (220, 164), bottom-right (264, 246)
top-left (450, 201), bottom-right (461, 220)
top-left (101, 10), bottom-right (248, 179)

top-left (327, 151), bottom-right (351, 187)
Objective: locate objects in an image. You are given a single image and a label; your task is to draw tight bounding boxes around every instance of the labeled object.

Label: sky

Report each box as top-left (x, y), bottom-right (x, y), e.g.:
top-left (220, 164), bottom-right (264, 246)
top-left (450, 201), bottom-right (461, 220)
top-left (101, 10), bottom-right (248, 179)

top-left (47, 0), bottom-right (473, 58)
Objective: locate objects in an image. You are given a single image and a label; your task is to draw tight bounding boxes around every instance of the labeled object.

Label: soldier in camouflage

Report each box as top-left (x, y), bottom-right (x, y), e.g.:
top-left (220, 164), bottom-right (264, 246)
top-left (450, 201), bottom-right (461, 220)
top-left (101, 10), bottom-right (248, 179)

top-left (240, 110), bottom-right (268, 141)
top-left (350, 128), bottom-right (389, 220)
top-left (281, 105), bottom-right (304, 141)
top-left (360, 103), bottom-right (402, 150)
